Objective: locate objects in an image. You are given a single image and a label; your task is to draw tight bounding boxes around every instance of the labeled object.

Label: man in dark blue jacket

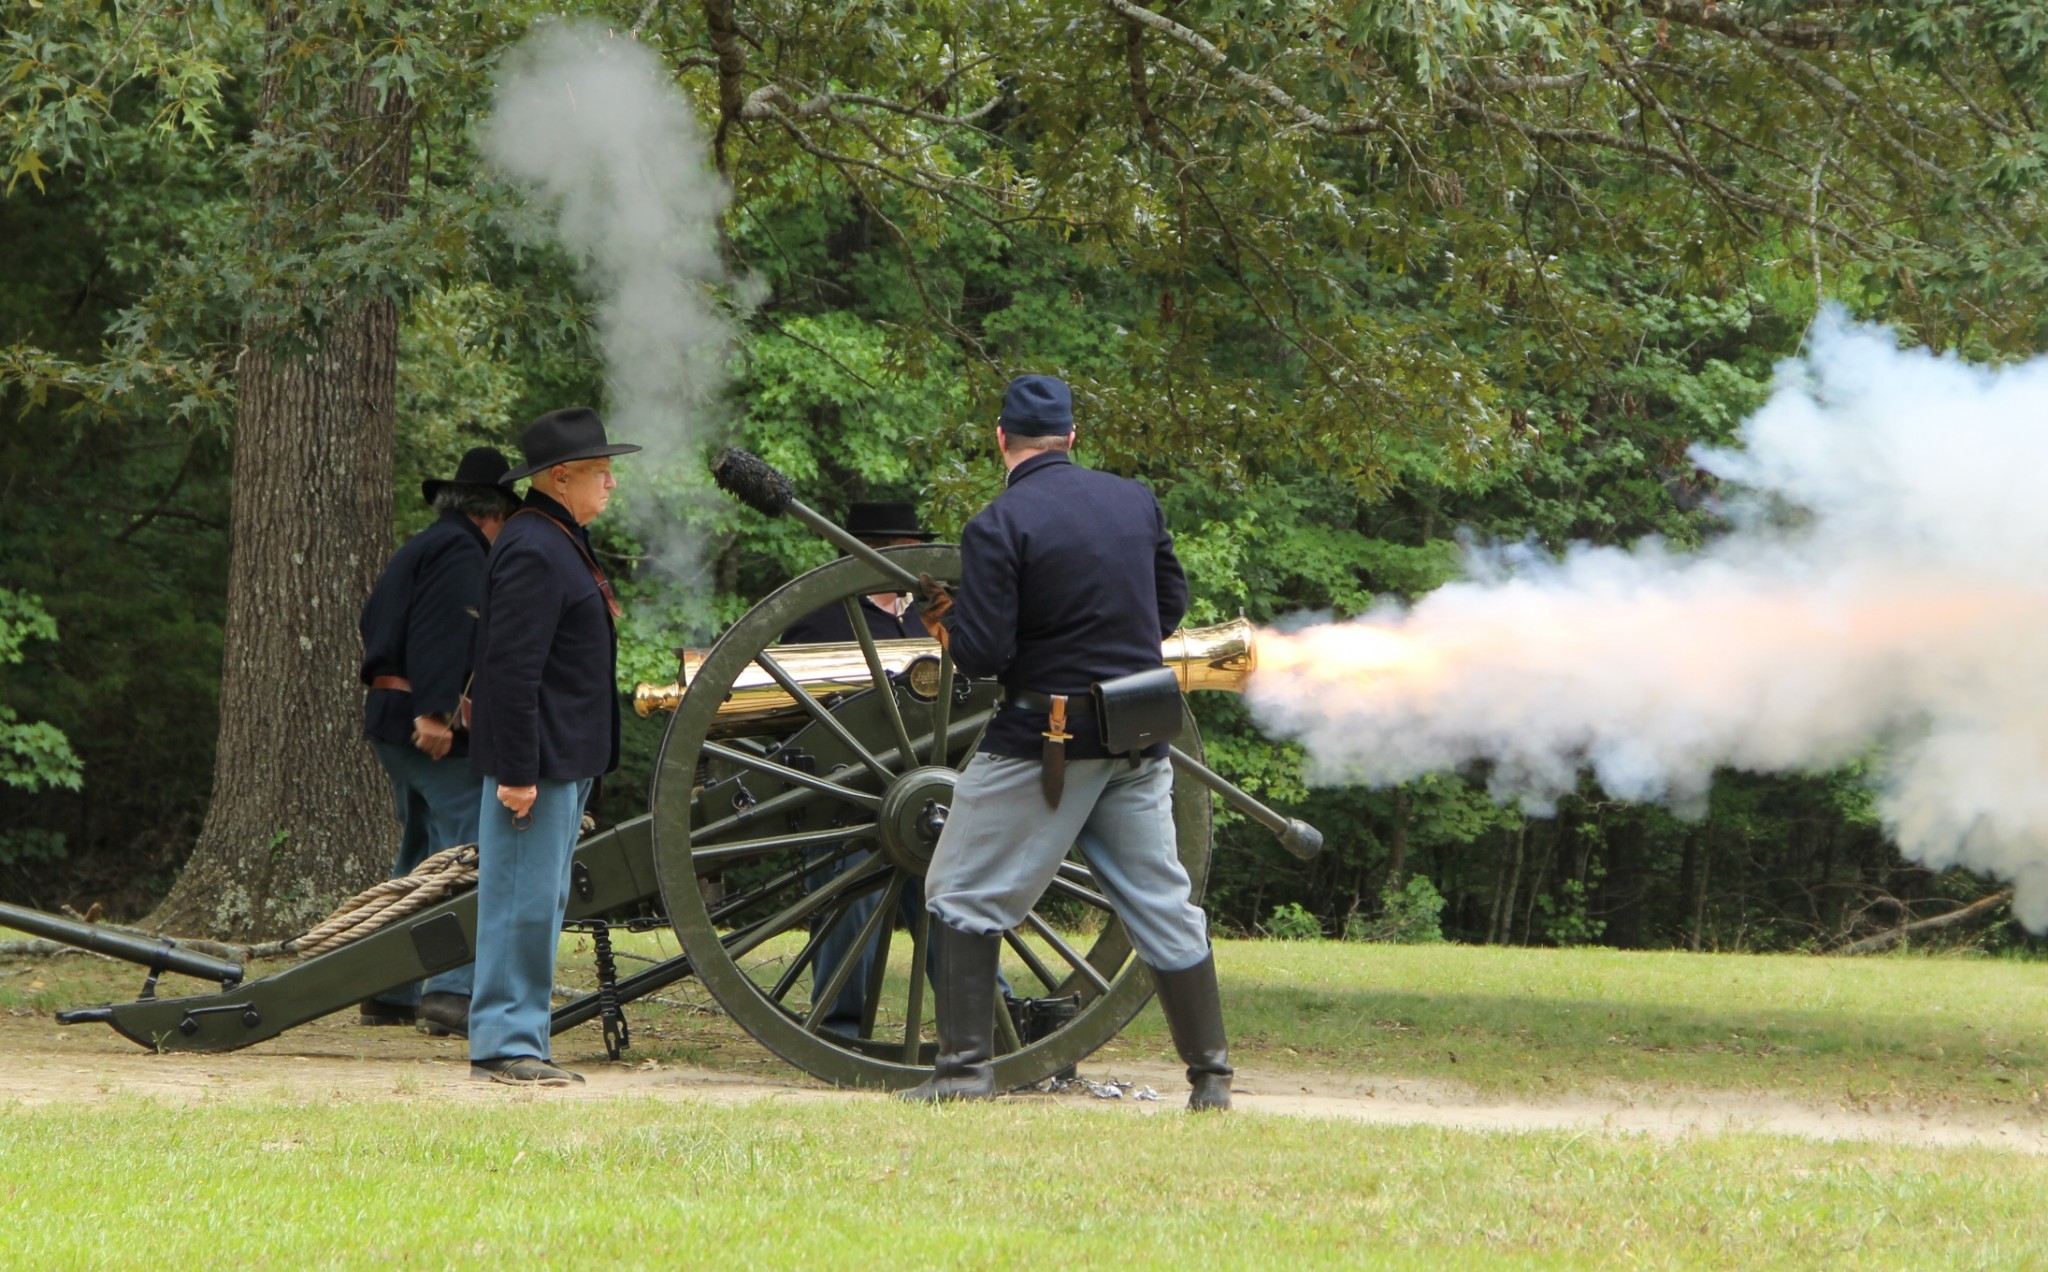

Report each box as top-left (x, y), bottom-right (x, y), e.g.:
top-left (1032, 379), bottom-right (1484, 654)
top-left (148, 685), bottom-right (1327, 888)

top-left (466, 407), bottom-right (639, 1086)
top-left (781, 502), bottom-right (935, 1035)
top-left (904, 375), bottom-right (1232, 1110)
top-left (357, 446), bottom-right (518, 1033)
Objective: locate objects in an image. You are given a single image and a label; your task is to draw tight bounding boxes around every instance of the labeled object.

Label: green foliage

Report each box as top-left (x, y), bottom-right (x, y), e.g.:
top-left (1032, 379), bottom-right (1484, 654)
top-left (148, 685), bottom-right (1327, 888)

top-left (1536, 873), bottom-right (1607, 949)
top-left (391, 284), bottom-right (531, 539)
top-left (1345, 875), bottom-right (1447, 944)
top-left (0, 590), bottom-right (81, 796)
top-left (1264, 901), bottom-right (1324, 941)
top-left (0, 826), bottom-right (68, 868)
top-left (1, 0), bottom-right (2041, 942)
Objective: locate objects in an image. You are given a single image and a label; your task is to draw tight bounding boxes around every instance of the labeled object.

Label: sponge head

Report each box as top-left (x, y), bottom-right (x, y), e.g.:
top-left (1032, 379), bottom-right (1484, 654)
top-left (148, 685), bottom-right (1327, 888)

top-left (710, 447), bottom-right (795, 517)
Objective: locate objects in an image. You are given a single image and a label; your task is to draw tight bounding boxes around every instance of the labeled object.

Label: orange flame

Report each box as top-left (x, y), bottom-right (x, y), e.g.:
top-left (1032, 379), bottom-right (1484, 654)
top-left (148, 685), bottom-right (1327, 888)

top-left (1253, 578), bottom-right (2034, 706)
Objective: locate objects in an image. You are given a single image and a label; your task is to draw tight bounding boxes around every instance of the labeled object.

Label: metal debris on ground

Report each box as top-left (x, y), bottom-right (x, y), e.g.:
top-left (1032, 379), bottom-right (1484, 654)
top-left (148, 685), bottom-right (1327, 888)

top-left (1038, 1074), bottom-right (1158, 1101)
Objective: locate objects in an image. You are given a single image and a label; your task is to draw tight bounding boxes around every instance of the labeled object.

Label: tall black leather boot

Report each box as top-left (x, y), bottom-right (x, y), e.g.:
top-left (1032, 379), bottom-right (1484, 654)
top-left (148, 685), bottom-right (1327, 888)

top-left (898, 921), bottom-right (1001, 1103)
top-left (1150, 951), bottom-right (1233, 1111)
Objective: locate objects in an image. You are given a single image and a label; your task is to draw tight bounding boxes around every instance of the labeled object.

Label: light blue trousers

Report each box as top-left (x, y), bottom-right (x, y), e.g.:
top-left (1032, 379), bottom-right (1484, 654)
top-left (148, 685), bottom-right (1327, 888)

top-left (925, 754), bottom-right (1211, 973)
top-left (368, 740), bottom-right (479, 1005)
top-left (468, 776), bottom-right (592, 1063)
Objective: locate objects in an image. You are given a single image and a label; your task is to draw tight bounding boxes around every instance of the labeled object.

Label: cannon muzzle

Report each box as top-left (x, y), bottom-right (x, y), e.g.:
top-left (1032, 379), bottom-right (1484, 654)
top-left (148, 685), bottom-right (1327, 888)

top-left (634, 618), bottom-right (1257, 731)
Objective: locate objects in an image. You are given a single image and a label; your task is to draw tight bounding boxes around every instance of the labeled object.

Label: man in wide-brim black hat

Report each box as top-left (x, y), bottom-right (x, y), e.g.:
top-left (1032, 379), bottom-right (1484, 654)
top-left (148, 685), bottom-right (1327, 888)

top-left (465, 407), bottom-right (640, 1086)
top-left (357, 445), bottom-right (520, 1035)
top-left (782, 501), bottom-right (937, 644)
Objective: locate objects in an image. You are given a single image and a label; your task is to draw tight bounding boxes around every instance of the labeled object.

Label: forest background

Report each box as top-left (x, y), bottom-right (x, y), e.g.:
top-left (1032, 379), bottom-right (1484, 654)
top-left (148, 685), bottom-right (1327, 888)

top-left (3, 0), bottom-right (2046, 949)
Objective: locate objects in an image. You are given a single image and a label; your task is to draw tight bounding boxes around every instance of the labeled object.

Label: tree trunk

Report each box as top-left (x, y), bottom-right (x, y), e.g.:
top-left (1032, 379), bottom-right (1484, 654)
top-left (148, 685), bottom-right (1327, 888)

top-left (1485, 849), bottom-right (1507, 944)
top-left (1520, 821), bottom-right (1556, 945)
top-left (1675, 826), bottom-right (1698, 944)
top-left (1605, 817), bottom-right (1644, 949)
top-left (149, 18), bottom-right (412, 939)
top-left (1383, 787), bottom-right (1411, 894)
top-left (1689, 830), bottom-right (1712, 952)
top-left (1493, 824), bottom-right (1525, 945)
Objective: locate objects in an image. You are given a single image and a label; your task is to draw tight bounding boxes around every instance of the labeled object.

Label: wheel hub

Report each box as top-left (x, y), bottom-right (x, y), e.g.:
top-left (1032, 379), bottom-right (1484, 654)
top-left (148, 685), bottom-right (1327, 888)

top-left (876, 765), bottom-right (957, 875)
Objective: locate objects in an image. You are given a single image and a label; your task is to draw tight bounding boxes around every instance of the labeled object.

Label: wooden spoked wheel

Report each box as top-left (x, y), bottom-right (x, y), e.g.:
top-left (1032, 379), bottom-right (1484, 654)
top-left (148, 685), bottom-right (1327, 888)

top-left (648, 544), bottom-right (1212, 1090)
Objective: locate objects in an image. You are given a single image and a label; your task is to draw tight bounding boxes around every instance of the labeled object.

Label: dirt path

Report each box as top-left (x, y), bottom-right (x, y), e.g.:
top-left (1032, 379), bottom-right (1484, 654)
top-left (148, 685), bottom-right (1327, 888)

top-left (1232, 1070), bottom-right (2048, 1155)
top-left (7, 1006), bottom-right (2046, 1155)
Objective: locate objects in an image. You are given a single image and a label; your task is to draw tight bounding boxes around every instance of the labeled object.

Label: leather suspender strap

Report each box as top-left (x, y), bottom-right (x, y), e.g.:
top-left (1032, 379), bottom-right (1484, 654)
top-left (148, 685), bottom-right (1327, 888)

top-left (1040, 693), bottom-right (1070, 809)
top-left (511, 508), bottom-right (623, 622)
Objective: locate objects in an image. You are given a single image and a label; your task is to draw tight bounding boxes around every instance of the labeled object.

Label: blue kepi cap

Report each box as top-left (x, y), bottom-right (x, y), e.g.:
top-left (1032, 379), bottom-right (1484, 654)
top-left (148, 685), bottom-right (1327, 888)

top-left (999, 375), bottom-right (1073, 437)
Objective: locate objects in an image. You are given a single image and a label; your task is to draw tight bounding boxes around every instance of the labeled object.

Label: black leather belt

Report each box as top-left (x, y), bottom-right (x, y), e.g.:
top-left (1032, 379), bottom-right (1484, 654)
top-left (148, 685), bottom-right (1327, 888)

top-left (1005, 688), bottom-right (1089, 713)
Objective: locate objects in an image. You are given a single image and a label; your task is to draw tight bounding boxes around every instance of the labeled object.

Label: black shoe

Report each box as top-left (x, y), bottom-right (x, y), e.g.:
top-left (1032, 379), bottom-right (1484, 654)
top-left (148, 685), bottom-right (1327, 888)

top-left (1150, 951), bottom-right (1233, 1112)
top-left (417, 992), bottom-right (470, 1038)
top-left (898, 922), bottom-right (1002, 1104)
top-left (1008, 994), bottom-right (1081, 1082)
top-left (357, 998), bottom-right (416, 1027)
top-left (470, 1056), bottom-right (584, 1086)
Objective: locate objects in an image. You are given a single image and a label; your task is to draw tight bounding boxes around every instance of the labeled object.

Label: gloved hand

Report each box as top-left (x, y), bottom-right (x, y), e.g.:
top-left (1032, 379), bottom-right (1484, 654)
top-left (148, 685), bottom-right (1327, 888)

top-left (917, 572), bottom-right (954, 648)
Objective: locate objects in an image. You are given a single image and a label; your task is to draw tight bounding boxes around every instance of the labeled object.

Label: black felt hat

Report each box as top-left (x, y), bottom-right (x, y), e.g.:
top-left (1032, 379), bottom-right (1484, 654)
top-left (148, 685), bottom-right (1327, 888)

top-left (504, 407), bottom-right (643, 483)
top-left (420, 446), bottom-right (513, 505)
top-left (845, 501), bottom-right (936, 542)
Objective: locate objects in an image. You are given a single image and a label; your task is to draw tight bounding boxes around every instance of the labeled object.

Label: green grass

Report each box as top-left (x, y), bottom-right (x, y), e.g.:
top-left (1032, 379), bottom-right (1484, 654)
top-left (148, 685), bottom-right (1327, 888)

top-left (11, 927), bottom-right (2048, 1109)
top-left (1161, 943), bottom-right (2048, 1108)
top-left (2, 1095), bottom-right (2045, 1269)
top-left (706, 932), bottom-right (2048, 1110)
top-left (8, 934), bottom-right (2048, 1265)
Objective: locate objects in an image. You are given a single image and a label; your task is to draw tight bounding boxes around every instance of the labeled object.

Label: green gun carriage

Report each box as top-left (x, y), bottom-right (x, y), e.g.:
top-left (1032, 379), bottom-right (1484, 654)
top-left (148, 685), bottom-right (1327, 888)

top-left (6, 451), bottom-right (1318, 1092)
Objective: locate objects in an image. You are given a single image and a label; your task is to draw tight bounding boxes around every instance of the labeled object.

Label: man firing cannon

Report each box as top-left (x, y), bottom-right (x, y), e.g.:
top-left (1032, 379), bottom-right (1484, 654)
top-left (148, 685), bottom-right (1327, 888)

top-left (899, 375), bottom-right (1233, 1111)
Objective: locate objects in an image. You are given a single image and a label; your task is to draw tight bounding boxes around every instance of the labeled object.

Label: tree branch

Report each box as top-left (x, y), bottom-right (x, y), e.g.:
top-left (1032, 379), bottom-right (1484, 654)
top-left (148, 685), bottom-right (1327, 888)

top-left (1835, 889), bottom-right (2011, 955)
top-left (1640, 1), bottom-right (1855, 52)
top-left (1099, 0), bottom-right (1387, 136)
top-left (1442, 91), bottom-right (1879, 255)
top-left (739, 85), bottom-right (999, 129)
top-left (1124, 17), bottom-right (1176, 155)
top-left (702, 0), bottom-right (748, 174)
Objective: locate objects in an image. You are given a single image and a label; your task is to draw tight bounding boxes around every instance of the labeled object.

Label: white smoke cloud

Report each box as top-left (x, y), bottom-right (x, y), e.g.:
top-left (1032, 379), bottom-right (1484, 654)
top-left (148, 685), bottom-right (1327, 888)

top-left (1250, 311), bottom-right (2048, 928)
top-left (480, 22), bottom-right (733, 604)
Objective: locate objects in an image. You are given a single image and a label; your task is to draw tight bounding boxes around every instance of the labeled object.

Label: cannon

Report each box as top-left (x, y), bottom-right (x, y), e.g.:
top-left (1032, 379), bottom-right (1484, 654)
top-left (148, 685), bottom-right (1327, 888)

top-left (13, 449), bottom-right (1320, 1092)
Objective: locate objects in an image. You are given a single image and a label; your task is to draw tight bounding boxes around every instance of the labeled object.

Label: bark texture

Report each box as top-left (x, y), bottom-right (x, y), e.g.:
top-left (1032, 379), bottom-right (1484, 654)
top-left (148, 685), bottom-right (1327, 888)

top-left (150, 17), bottom-right (412, 939)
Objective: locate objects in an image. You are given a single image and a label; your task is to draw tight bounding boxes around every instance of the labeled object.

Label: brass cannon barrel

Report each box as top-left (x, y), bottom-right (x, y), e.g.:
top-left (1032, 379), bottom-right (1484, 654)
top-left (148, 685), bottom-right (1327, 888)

top-left (634, 617), bottom-right (1256, 733)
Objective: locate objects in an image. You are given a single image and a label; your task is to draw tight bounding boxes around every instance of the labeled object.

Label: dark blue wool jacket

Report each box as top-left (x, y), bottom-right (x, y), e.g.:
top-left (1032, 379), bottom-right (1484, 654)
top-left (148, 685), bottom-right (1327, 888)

top-left (949, 451), bottom-right (1187, 760)
top-left (467, 491), bottom-right (620, 785)
top-left (359, 511), bottom-right (491, 757)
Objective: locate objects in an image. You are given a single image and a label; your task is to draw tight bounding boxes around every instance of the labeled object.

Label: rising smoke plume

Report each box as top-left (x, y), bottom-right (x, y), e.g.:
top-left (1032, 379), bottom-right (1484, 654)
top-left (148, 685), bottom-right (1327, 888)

top-left (480, 22), bottom-right (732, 598)
top-left (1250, 311), bottom-right (2048, 928)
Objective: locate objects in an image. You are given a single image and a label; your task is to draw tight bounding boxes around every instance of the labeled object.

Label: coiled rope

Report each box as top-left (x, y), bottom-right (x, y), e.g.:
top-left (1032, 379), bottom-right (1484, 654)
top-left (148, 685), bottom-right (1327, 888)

top-left (291, 843), bottom-right (479, 957)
